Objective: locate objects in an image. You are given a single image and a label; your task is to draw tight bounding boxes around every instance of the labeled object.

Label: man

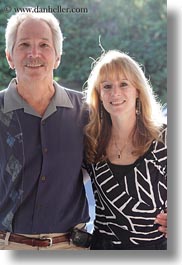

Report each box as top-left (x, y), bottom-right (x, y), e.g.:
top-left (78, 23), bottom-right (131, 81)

top-left (0, 12), bottom-right (167, 250)
top-left (0, 12), bottom-right (90, 250)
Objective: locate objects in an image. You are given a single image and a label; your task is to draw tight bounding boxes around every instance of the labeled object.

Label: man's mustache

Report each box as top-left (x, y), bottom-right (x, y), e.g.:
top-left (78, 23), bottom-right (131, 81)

top-left (24, 59), bottom-right (45, 66)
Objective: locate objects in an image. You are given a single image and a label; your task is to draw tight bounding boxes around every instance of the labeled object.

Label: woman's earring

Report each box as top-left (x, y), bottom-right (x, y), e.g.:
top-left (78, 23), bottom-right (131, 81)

top-left (136, 98), bottom-right (141, 117)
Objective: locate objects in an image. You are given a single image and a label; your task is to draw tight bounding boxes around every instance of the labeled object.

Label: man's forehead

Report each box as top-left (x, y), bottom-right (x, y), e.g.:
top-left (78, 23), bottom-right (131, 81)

top-left (17, 18), bottom-right (51, 33)
top-left (16, 19), bottom-right (53, 39)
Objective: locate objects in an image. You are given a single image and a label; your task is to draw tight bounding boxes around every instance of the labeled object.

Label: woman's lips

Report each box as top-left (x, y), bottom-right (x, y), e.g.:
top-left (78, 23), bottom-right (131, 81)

top-left (110, 100), bottom-right (126, 105)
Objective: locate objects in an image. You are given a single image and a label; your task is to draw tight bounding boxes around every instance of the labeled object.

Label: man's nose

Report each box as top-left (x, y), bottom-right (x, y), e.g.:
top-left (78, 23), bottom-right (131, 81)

top-left (28, 45), bottom-right (40, 58)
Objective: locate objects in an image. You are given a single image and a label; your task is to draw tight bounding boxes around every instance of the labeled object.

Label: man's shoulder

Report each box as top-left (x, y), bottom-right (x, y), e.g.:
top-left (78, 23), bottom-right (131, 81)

top-left (54, 80), bottom-right (84, 102)
top-left (0, 89), bottom-right (6, 106)
top-left (61, 86), bottom-right (84, 105)
top-left (0, 89), bottom-right (6, 97)
top-left (64, 87), bottom-right (83, 98)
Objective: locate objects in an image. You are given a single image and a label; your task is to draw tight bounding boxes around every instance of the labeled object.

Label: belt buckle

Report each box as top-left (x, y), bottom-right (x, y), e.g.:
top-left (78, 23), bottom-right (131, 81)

top-left (40, 237), bottom-right (53, 247)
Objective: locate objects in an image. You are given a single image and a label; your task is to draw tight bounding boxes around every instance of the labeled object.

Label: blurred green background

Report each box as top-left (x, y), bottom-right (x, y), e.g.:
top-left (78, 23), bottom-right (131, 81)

top-left (0, 0), bottom-right (166, 103)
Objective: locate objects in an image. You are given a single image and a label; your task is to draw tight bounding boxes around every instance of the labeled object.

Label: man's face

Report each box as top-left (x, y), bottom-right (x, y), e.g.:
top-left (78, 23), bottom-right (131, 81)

top-left (7, 18), bottom-right (60, 83)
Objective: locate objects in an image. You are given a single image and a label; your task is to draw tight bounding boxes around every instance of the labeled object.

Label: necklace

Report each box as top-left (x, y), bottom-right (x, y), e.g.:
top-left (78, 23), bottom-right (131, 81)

top-left (113, 136), bottom-right (128, 159)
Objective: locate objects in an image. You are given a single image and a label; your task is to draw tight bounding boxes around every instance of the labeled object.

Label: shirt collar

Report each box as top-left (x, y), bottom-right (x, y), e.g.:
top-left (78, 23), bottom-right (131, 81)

top-left (3, 78), bottom-right (73, 119)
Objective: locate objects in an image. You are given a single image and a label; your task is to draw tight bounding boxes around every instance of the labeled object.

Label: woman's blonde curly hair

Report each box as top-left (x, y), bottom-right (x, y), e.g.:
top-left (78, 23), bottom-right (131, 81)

top-left (83, 50), bottom-right (164, 164)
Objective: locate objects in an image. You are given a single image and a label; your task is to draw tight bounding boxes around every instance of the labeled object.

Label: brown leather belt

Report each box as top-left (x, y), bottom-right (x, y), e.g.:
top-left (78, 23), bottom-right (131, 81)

top-left (0, 231), bottom-right (70, 247)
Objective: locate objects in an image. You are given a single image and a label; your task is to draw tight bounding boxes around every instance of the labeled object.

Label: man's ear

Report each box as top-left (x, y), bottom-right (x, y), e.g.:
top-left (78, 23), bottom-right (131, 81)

top-left (54, 56), bottom-right (61, 69)
top-left (6, 51), bottom-right (15, 69)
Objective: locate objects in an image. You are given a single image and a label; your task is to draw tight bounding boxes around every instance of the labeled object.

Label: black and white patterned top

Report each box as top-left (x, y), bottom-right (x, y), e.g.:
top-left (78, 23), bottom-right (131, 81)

top-left (86, 126), bottom-right (167, 246)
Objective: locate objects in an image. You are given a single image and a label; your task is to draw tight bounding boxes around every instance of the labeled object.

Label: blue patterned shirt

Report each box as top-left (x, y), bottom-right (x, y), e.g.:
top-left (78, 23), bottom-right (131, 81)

top-left (0, 79), bottom-right (89, 234)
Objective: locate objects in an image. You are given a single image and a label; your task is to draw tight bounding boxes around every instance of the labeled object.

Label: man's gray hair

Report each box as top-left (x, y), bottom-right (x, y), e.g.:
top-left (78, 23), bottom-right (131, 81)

top-left (5, 12), bottom-right (63, 56)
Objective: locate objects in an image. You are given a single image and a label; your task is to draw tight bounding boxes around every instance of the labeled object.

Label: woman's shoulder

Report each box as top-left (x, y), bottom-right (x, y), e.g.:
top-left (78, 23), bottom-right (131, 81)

top-left (149, 124), bottom-right (167, 161)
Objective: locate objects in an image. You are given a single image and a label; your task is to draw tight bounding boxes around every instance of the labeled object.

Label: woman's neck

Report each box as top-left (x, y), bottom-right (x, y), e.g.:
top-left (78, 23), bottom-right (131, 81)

top-left (111, 115), bottom-right (136, 141)
top-left (107, 117), bottom-right (138, 165)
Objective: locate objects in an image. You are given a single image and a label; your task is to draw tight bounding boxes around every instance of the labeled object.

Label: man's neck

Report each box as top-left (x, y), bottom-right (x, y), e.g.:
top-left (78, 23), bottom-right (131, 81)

top-left (16, 80), bottom-right (55, 116)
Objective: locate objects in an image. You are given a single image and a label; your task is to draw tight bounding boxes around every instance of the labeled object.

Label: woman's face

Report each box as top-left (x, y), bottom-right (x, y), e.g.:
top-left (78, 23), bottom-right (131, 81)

top-left (6, 18), bottom-right (60, 83)
top-left (99, 73), bottom-right (138, 119)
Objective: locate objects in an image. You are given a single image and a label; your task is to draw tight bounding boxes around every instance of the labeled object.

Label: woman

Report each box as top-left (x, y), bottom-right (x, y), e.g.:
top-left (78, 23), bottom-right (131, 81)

top-left (84, 50), bottom-right (167, 250)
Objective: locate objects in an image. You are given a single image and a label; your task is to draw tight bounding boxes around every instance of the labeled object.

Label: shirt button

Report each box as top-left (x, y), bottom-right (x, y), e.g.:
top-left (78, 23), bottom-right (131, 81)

top-left (43, 148), bottom-right (48, 153)
top-left (41, 176), bottom-right (46, 181)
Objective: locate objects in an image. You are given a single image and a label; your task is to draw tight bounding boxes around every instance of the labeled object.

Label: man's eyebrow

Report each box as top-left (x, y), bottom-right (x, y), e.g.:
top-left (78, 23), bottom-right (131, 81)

top-left (17, 38), bottom-right (51, 41)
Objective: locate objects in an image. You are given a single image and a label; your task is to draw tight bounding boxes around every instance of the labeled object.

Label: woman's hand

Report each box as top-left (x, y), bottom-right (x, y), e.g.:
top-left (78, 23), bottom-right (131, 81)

top-left (155, 212), bottom-right (167, 238)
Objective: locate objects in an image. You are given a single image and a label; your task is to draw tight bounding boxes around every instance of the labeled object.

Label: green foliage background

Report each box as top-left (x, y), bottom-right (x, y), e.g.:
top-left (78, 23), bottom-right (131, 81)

top-left (0, 0), bottom-right (167, 103)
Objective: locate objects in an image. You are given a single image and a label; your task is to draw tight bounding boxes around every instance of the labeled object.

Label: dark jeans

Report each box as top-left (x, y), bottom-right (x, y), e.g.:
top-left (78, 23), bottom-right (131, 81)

top-left (90, 234), bottom-right (167, 250)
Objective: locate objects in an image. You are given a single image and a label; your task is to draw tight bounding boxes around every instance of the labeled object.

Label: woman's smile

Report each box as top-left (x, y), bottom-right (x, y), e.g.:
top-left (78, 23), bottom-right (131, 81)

top-left (109, 99), bottom-right (126, 106)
